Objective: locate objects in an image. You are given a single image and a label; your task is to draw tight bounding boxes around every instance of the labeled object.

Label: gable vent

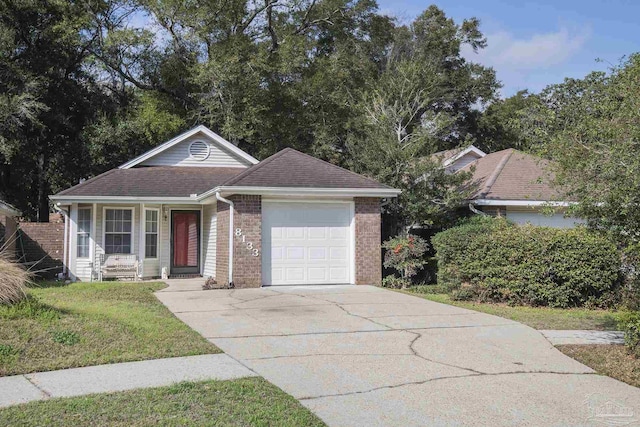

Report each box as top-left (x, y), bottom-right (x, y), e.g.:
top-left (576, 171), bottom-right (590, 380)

top-left (188, 140), bottom-right (211, 161)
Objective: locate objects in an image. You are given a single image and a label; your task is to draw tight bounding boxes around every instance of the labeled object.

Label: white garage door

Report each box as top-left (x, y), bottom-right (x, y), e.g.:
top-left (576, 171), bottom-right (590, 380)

top-left (262, 202), bottom-right (353, 286)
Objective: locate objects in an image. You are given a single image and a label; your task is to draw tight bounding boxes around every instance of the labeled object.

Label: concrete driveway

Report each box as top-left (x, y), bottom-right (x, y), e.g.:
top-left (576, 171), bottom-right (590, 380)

top-left (156, 283), bottom-right (640, 426)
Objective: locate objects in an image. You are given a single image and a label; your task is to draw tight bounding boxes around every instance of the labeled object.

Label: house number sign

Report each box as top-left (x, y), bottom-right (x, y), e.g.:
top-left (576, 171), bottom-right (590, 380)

top-left (235, 228), bottom-right (259, 257)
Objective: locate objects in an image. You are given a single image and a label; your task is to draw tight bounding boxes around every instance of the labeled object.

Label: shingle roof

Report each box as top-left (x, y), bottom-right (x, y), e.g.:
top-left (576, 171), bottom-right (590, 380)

top-left (56, 167), bottom-right (244, 197)
top-left (461, 149), bottom-right (565, 201)
top-left (222, 148), bottom-right (393, 189)
top-left (53, 148), bottom-right (393, 198)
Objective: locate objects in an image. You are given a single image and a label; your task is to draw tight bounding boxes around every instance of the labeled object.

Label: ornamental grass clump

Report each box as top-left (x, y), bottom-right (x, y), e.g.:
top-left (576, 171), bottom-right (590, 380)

top-left (382, 234), bottom-right (429, 289)
top-left (0, 257), bottom-right (30, 305)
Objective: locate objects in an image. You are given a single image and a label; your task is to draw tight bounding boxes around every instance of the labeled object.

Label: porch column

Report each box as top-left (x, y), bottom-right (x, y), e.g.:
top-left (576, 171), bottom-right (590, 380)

top-left (139, 203), bottom-right (145, 279)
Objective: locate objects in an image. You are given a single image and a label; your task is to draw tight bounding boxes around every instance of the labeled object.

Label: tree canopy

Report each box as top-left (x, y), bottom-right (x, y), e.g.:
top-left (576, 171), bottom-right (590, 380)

top-left (0, 0), bottom-right (500, 228)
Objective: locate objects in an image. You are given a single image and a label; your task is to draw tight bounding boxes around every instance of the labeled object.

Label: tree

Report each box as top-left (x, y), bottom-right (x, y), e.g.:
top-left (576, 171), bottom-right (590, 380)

top-left (347, 7), bottom-right (498, 232)
top-left (0, 0), bottom-right (110, 220)
top-left (530, 55), bottom-right (640, 278)
top-left (474, 90), bottom-right (538, 152)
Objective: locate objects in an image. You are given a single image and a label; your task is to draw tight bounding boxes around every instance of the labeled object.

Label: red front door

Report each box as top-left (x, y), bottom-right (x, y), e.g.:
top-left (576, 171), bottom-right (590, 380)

top-left (171, 211), bottom-right (200, 275)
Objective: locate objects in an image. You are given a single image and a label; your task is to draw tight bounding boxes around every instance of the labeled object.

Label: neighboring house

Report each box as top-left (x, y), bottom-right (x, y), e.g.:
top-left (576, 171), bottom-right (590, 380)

top-left (436, 145), bottom-right (583, 228)
top-left (0, 200), bottom-right (20, 257)
top-left (50, 125), bottom-right (400, 286)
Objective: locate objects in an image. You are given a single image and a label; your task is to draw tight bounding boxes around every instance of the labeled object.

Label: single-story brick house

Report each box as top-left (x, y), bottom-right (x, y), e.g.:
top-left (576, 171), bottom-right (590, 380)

top-left (50, 126), bottom-right (400, 287)
top-left (434, 145), bottom-right (584, 228)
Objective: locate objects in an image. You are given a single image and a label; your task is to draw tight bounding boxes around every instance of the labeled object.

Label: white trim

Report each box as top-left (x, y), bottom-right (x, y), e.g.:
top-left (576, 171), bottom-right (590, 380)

top-left (51, 195), bottom-right (198, 203)
top-left (51, 187), bottom-right (401, 205)
top-left (349, 200), bottom-right (355, 285)
top-left (473, 199), bottom-right (572, 207)
top-left (69, 203), bottom-right (78, 281)
top-left (119, 125), bottom-right (259, 169)
top-left (143, 208), bottom-right (160, 259)
top-left (200, 207), bottom-right (204, 275)
top-left (442, 145), bottom-right (486, 167)
top-left (76, 207), bottom-right (92, 260)
top-left (102, 206), bottom-right (135, 255)
top-left (204, 186), bottom-right (401, 199)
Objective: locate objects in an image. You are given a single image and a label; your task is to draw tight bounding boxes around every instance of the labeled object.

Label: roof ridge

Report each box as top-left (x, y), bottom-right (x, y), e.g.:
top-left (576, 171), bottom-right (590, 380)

top-left (279, 148), bottom-right (394, 189)
top-left (479, 149), bottom-right (513, 198)
top-left (56, 168), bottom-right (119, 196)
top-left (222, 147), bottom-right (392, 189)
top-left (221, 148), bottom-right (290, 186)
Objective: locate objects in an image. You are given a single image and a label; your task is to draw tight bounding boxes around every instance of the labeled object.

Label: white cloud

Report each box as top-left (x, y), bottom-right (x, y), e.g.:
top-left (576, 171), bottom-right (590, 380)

top-left (462, 27), bottom-right (591, 97)
top-left (477, 28), bottom-right (589, 70)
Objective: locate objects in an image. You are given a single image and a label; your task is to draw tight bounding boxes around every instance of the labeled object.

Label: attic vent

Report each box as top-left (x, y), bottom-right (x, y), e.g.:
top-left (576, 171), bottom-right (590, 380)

top-left (188, 140), bottom-right (210, 161)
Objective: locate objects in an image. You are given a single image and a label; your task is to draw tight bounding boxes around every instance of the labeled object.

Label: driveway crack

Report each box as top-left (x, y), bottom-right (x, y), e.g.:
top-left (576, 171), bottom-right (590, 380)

top-left (299, 370), bottom-right (597, 401)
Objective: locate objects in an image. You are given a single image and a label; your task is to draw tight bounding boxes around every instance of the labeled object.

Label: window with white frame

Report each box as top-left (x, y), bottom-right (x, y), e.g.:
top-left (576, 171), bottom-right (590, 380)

top-left (145, 209), bottom-right (158, 258)
top-left (77, 208), bottom-right (91, 258)
top-left (104, 209), bottom-right (133, 254)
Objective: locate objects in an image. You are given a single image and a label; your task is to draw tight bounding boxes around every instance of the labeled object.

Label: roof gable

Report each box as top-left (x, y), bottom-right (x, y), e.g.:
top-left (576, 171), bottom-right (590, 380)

top-left (222, 148), bottom-right (393, 190)
top-left (461, 149), bottom-right (566, 202)
top-left (120, 125), bottom-right (259, 169)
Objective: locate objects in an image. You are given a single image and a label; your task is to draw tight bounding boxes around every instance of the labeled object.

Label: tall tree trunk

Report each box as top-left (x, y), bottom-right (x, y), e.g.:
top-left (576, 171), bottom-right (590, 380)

top-left (37, 153), bottom-right (49, 222)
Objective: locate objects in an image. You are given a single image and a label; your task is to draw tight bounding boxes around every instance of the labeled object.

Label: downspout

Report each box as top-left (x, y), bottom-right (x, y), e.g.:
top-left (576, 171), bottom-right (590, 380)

top-left (54, 204), bottom-right (69, 277)
top-left (215, 192), bottom-right (234, 287)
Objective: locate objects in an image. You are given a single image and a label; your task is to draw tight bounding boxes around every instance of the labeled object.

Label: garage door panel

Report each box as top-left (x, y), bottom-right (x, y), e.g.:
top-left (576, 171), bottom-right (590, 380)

top-left (285, 267), bottom-right (305, 281)
top-left (262, 202), bottom-right (352, 285)
top-left (309, 247), bottom-right (328, 260)
top-left (330, 247), bottom-right (348, 260)
top-left (308, 228), bottom-right (327, 239)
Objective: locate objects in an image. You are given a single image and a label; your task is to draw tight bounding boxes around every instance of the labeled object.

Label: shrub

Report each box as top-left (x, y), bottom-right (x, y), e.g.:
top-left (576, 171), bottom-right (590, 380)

top-left (623, 313), bottom-right (640, 357)
top-left (381, 275), bottom-right (409, 289)
top-left (382, 234), bottom-right (429, 289)
top-left (0, 257), bottom-right (30, 305)
top-left (432, 216), bottom-right (621, 308)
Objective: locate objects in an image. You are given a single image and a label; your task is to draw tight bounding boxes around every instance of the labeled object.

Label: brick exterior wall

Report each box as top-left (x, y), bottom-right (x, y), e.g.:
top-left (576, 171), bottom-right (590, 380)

top-left (17, 214), bottom-right (65, 278)
top-left (354, 197), bottom-right (382, 285)
top-left (232, 195), bottom-right (262, 287)
top-left (216, 201), bottom-right (229, 286)
top-left (216, 195), bottom-right (262, 288)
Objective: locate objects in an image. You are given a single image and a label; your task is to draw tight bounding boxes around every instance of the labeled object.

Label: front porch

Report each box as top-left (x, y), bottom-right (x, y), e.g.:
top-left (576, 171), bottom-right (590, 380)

top-left (65, 202), bottom-right (217, 282)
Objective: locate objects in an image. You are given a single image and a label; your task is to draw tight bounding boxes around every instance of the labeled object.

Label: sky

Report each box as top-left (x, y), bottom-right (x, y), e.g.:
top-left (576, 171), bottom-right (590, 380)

top-left (378, 0), bottom-right (640, 97)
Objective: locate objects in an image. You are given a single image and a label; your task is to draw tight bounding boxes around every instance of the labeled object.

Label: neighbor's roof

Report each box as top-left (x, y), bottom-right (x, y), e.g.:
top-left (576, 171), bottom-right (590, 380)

top-left (0, 200), bottom-right (20, 217)
top-left (222, 148), bottom-right (393, 189)
top-left (52, 148), bottom-right (396, 200)
top-left (460, 149), bottom-right (565, 201)
top-left (55, 167), bottom-right (244, 198)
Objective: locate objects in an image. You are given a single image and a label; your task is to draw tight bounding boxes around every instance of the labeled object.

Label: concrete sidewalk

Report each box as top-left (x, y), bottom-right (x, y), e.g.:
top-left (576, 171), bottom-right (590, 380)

top-left (541, 329), bottom-right (625, 345)
top-left (0, 354), bottom-right (256, 408)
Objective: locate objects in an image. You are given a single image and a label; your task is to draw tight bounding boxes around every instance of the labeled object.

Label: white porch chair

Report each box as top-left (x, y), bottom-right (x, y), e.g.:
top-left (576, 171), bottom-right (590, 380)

top-left (98, 254), bottom-right (140, 281)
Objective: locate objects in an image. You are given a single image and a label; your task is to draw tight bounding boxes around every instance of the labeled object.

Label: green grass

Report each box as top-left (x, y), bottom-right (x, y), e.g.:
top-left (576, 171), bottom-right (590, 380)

top-left (402, 288), bottom-right (625, 330)
top-left (0, 281), bottom-right (218, 376)
top-left (0, 377), bottom-right (326, 427)
top-left (558, 345), bottom-right (640, 388)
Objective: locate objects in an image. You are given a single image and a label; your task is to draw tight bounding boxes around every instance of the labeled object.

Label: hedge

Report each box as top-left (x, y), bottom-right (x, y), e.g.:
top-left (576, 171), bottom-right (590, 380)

top-left (431, 216), bottom-right (621, 308)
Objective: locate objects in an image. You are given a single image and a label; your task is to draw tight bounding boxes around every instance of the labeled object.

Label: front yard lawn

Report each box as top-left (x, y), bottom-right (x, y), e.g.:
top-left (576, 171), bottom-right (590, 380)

top-left (558, 345), bottom-right (640, 388)
top-left (0, 377), bottom-right (325, 427)
top-left (0, 281), bottom-right (218, 376)
top-left (402, 288), bottom-right (625, 330)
